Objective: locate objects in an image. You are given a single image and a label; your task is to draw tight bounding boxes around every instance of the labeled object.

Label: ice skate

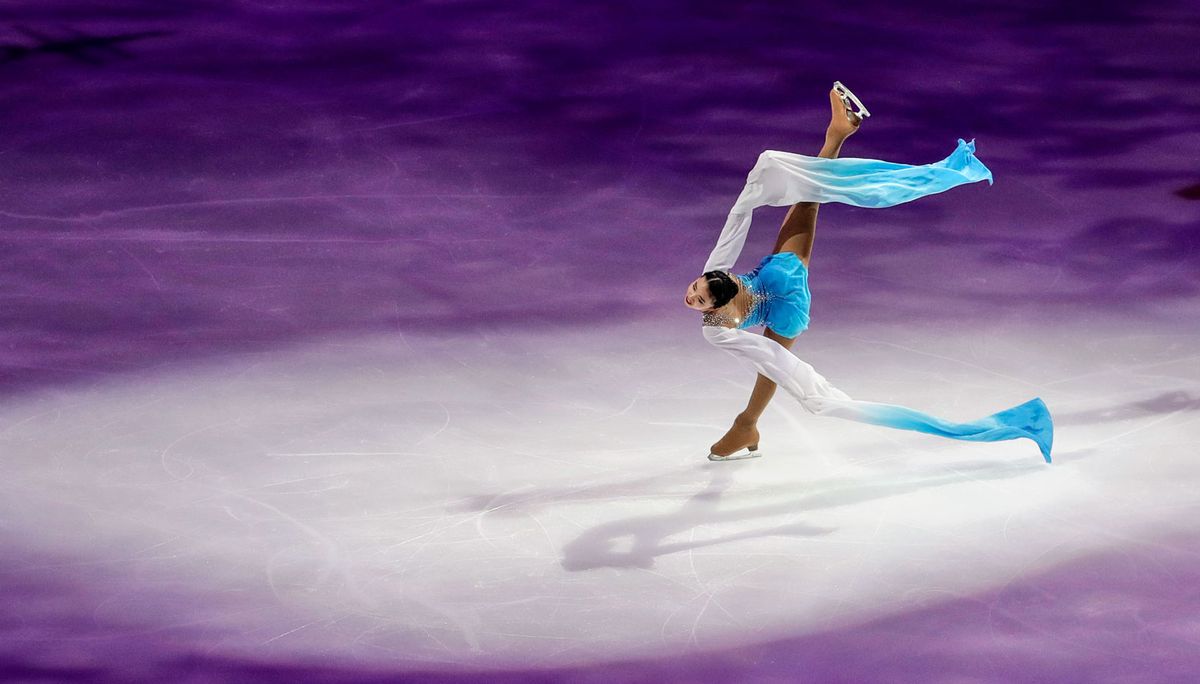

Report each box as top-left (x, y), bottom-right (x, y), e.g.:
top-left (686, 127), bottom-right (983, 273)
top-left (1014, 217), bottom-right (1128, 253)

top-left (833, 80), bottom-right (870, 121)
top-left (708, 445), bottom-right (762, 462)
top-left (708, 418), bottom-right (762, 461)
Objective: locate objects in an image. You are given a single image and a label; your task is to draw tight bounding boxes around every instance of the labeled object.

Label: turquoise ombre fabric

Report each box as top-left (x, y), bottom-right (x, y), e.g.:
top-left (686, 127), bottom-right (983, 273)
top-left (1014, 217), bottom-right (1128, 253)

top-left (703, 326), bottom-right (1055, 462)
top-left (829, 397), bottom-right (1054, 463)
top-left (754, 136), bottom-right (995, 208)
top-left (736, 252), bottom-right (811, 338)
top-left (705, 138), bottom-right (993, 273)
top-left (701, 139), bottom-right (1055, 461)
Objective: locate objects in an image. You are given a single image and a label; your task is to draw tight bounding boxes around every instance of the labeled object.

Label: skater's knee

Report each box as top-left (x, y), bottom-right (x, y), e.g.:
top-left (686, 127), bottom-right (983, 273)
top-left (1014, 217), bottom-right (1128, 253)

top-left (762, 328), bottom-right (797, 349)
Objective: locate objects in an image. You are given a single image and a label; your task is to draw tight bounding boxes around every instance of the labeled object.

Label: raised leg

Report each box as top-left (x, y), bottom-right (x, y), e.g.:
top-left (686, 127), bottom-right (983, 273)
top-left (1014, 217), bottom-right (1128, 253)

top-left (771, 88), bottom-right (858, 266)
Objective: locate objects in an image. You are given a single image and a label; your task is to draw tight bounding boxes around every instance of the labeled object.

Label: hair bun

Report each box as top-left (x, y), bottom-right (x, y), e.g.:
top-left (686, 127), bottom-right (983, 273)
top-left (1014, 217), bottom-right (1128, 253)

top-left (702, 269), bottom-right (738, 310)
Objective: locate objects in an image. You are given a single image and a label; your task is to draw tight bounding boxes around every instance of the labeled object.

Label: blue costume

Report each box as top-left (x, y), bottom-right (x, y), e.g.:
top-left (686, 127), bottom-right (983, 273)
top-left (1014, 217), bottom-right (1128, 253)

top-left (702, 139), bottom-right (1054, 462)
top-left (736, 252), bottom-right (811, 338)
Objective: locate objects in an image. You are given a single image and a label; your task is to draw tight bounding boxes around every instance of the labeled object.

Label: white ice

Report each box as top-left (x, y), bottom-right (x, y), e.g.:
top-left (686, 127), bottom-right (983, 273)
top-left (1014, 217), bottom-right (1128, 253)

top-left (1, 314), bottom-right (1198, 669)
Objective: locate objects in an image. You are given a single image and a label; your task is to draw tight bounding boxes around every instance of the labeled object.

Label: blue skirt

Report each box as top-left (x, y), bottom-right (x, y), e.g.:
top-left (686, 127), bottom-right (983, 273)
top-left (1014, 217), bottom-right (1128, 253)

top-left (737, 252), bottom-right (811, 338)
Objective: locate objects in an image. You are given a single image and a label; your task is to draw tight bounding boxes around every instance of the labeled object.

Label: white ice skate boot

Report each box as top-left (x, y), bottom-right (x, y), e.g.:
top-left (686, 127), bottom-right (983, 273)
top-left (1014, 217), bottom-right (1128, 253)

top-left (833, 81), bottom-right (871, 121)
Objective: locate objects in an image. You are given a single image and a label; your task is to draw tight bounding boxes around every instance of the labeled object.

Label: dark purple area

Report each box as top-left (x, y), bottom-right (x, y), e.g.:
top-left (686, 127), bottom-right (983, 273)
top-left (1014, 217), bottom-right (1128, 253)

top-left (2, 1), bottom-right (1199, 681)
top-left (3, 532), bottom-right (1197, 683)
top-left (2, 0), bottom-right (1198, 399)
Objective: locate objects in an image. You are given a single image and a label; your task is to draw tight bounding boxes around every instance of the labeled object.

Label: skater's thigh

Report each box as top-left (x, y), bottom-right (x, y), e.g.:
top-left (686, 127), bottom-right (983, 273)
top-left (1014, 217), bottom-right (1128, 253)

top-left (773, 204), bottom-right (818, 268)
top-left (776, 234), bottom-right (813, 269)
top-left (763, 327), bottom-right (797, 350)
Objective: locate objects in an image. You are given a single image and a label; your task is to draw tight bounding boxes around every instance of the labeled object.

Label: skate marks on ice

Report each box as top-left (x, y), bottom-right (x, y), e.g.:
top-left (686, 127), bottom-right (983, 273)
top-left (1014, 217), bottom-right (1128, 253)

top-left (558, 460), bottom-right (1040, 572)
top-left (4, 527), bottom-right (1198, 683)
top-left (1, 319), bottom-right (1199, 668)
top-left (559, 466), bottom-right (834, 572)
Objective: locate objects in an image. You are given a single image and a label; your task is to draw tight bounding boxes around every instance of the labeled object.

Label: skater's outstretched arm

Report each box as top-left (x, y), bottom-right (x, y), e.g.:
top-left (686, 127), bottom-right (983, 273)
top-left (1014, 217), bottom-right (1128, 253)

top-left (701, 325), bottom-right (1054, 461)
top-left (703, 138), bottom-right (993, 273)
top-left (702, 325), bottom-right (851, 412)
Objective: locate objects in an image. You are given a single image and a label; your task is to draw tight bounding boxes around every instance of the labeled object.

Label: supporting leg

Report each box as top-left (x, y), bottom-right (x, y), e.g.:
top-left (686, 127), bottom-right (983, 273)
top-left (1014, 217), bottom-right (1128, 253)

top-left (708, 327), bottom-right (796, 458)
top-left (737, 327), bottom-right (797, 422)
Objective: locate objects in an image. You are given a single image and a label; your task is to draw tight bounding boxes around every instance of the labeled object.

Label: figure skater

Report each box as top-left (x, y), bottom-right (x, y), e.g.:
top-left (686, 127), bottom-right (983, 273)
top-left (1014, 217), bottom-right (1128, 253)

top-left (686, 82), bottom-right (1054, 462)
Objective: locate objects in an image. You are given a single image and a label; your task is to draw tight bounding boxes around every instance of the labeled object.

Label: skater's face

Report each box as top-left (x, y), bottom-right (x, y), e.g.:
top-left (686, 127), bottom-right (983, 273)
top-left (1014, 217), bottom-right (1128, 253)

top-left (684, 276), bottom-right (714, 311)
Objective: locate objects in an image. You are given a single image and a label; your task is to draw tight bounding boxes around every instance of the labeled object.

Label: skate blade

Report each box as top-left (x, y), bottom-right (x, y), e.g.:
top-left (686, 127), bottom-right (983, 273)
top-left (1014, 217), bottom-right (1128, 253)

top-left (833, 80), bottom-right (871, 120)
top-left (708, 447), bottom-right (762, 462)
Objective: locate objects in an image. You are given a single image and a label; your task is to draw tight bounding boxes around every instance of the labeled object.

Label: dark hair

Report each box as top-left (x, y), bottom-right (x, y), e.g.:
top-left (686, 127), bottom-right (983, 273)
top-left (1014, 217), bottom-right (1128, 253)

top-left (702, 270), bottom-right (738, 310)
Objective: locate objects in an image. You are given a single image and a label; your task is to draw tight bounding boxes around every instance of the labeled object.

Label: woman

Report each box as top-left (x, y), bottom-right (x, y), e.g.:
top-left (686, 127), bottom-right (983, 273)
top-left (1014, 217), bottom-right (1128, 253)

top-left (688, 82), bottom-right (1053, 462)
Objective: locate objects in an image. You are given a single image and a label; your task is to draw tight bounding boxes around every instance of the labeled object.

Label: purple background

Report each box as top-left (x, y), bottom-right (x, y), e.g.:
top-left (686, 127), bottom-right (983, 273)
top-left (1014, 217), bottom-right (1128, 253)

top-left (2, 1), bottom-right (1198, 681)
top-left (3, 0), bottom-right (1197, 399)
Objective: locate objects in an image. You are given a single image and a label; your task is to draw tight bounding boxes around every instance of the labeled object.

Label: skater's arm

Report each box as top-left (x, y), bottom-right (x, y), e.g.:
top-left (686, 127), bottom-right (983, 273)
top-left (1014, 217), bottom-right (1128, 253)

top-left (703, 152), bottom-right (774, 272)
top-left (705, 141), bottom-right (995, 272)
top-left (702, 325), bottom-right (800, 387)
top-left (703, 151), bottom-right (825, 273)
top-left (703, 324), bottom-right (1053, 459)
top-left (703, 208), bottom-right (753, 273)
top-left (701, 325), bottom-right (851, 407)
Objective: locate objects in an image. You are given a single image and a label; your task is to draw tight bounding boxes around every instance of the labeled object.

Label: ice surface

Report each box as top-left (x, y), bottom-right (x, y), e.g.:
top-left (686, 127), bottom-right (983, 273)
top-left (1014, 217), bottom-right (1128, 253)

top-left (3, 316), bottom-right (1198, 676)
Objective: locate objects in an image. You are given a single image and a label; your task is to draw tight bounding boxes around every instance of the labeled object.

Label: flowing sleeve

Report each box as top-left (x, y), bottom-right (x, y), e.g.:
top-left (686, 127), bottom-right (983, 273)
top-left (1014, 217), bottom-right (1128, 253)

top-left (700, 324), bottom-right (1054, 461)
top-left (702, 139), bottom-right (993, 273)
top-left (700, 324), bottom-right (852, 412)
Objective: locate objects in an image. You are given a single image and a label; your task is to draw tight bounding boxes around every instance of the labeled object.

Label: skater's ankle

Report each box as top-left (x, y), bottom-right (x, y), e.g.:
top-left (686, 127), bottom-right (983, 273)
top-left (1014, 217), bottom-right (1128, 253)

top-left (733, 412), bottom-right (759, 427)
top-left (824, 128), bottom-right (849, 144)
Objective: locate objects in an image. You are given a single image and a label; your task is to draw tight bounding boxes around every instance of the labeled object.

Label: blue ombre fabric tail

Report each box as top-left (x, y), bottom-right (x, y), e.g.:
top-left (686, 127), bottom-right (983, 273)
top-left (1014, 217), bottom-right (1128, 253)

top-left (705, 138), bottom-right (994, 272)
top-left (746, 138), bottom-right (994, 209)
top-left (704, 326), bottom-right (1056, 462)
top-left (841, 396), bottom-right (1054, 462)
